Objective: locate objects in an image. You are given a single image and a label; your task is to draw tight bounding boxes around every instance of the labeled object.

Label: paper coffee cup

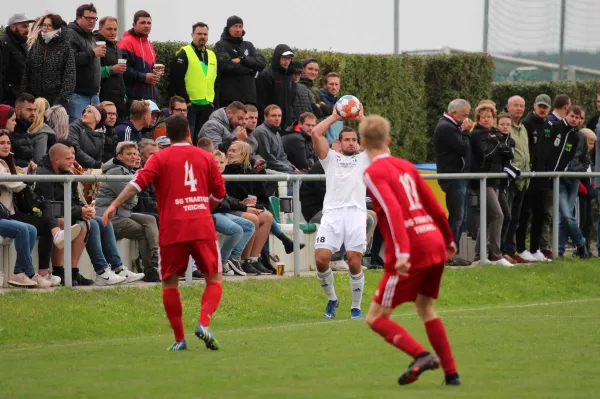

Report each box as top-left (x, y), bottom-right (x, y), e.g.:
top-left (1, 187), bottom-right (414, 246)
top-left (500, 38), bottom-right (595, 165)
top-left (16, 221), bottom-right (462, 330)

top-left (118, 59), bottom-right (127, 64)
top-left (96, 41), bottom-right (106, 47)
top-left (153, 63), bottom-right (164, 75)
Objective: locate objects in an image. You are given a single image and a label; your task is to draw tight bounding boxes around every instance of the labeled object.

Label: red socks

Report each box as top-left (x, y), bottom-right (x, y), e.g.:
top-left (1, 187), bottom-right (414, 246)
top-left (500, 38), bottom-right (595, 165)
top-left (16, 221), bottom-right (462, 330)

top-left (162, 288), bottom-right (184, 342)
top-left (199, 281), bottom-right (223, 327)
top-left (370, 316), bottom-right (427, 358)
top-left (425, 318), bottom-right (457, 376)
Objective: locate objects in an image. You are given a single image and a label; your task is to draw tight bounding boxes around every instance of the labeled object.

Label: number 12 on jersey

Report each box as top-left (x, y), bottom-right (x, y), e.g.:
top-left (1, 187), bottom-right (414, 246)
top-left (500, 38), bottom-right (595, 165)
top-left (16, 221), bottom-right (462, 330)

top-left (184, 161), bottom-right (198, 192)
top-left (400, 173), bottom-right (422, 211)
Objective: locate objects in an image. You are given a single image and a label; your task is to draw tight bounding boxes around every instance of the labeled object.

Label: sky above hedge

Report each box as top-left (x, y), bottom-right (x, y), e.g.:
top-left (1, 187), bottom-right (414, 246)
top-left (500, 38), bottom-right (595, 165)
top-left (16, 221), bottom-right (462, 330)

top-left (8, 0), bottom-right (483, 53)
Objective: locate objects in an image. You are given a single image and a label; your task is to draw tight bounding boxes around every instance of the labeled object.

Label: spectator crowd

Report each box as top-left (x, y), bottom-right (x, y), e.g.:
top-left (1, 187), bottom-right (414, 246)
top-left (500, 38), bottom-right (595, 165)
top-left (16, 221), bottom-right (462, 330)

top-left (0, 4), bottom-right (599, 288)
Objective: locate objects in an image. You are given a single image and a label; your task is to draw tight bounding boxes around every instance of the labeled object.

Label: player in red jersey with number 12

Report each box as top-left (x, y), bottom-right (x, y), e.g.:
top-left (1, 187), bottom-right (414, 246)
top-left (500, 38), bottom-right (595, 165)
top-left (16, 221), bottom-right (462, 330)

top-left (103, 114), bottom-right (226, 352)
top-left (359, 115), bottom-right (461, 386)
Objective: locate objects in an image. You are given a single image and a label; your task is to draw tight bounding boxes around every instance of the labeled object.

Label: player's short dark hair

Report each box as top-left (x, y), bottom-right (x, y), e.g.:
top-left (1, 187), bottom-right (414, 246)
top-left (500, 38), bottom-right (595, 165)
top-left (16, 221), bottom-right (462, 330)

top-left (566, 105), bottom-right (584, 116)
top-left (16, 93), bottom-right (35, 106)
top-left (338, 126), bottom-right (356, 141)
top-left (192, 22), bottom-right (208, 33)
top-left (76, 3), bottom-right (97, 18)
top-left (227, 101), bottom-right (247, 114)
top-left (133, 10), bottom-right (151, 24)
top-left (169, 96), bottom-right (186, 110)
top-left (165, 114), bottom-right (189, 142)
top-left (553, 94), bottom-right (571, 109)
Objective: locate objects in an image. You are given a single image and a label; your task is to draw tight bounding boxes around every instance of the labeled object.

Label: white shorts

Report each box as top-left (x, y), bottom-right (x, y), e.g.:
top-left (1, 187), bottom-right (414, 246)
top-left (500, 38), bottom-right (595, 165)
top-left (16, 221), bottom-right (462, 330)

top-left (315, 207), bottom-right (367, 254)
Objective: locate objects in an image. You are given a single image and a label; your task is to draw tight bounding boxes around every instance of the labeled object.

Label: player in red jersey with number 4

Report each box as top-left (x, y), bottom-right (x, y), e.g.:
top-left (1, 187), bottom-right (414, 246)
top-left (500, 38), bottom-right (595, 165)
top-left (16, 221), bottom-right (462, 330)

top-left (359, 115), bottom-right (461, 386)
top-left (103, 114), bottom-right (226, 352)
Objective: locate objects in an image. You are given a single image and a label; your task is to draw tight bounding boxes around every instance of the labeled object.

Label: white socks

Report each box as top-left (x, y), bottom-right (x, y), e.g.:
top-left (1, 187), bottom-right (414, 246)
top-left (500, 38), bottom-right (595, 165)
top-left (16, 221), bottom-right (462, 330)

top-left (350, 272), bottom-right (365, 309)
top-left (317, 268), bottom-right (337, 301)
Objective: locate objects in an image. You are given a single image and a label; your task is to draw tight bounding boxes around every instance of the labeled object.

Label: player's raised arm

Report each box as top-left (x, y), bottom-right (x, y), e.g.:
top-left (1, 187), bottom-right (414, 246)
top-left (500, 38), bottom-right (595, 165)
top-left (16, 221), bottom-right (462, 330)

top-left (311, 109), bottom-right (342, 160)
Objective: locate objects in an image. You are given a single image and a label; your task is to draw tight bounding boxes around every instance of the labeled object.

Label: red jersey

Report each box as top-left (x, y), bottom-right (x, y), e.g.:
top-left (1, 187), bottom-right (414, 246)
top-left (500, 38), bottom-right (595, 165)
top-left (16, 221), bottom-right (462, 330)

top-left (363, 154), bottom-right (453, 273)
top-left (131, 143), bottom-right (226, 246)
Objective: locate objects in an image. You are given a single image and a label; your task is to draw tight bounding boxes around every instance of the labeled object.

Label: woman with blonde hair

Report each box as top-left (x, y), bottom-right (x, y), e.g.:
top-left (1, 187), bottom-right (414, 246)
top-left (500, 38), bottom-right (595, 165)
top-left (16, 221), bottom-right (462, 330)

top-left (27, 97), bottom-right (56, 163)
top-left (470, 102), bottom-right (513, 266)
top-left (46, 105), bottom-right (70, 140)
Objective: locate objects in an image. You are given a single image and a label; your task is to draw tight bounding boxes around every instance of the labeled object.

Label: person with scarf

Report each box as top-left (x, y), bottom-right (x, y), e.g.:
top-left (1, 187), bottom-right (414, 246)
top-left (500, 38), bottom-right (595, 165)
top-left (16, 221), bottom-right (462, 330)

top-left (316, 72), bottom-right (343, 145)
top-left (21, 13), bottom-right (75, 107)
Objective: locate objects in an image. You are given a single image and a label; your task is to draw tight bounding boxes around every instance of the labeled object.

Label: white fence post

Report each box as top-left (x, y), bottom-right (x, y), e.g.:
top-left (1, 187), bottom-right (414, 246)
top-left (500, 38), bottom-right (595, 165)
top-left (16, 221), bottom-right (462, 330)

top-left (552, 176), bottom-right (560, 259)
top-left (292, 179), bottom-right (301, 276)
top-left (479, 177), bottom-right (487, 262)
top-left (63, 180), bottom-right (73, 287)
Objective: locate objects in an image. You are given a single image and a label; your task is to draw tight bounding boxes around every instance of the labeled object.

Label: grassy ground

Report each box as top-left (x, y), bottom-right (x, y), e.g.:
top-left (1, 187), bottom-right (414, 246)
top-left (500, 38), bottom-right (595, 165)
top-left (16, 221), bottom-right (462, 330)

top-left (1, 259), bottom-right (599, 398)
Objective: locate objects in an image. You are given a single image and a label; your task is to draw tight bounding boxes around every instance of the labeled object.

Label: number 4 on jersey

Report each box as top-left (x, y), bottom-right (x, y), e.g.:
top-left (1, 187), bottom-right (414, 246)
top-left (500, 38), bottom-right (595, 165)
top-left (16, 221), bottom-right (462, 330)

top-left (184, 161), bottom-right (198, 192)
top-left (400, 173), bottom-right (422, 211)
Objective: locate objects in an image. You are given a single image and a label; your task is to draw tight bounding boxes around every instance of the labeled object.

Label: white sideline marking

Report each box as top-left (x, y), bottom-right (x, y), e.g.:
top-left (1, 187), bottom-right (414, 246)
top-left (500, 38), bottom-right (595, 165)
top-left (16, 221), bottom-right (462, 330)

top-left (1, 297), bottom-right (599, 353)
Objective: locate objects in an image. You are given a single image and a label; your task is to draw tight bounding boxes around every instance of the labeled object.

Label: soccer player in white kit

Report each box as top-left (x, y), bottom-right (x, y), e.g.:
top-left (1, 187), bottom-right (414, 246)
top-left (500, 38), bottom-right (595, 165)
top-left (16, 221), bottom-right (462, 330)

top-left (311, 107), bottom-right (370, 319)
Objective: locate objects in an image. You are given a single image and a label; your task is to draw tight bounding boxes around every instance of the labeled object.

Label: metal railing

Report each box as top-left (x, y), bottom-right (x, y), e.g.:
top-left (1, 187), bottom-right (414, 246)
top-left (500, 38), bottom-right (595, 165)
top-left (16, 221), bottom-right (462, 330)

top-left (0, 171), bottom-right (597, 286)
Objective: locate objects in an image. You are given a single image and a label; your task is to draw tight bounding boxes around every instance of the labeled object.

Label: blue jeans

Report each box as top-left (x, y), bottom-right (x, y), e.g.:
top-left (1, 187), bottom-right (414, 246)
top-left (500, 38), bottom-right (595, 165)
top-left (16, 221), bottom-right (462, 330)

top-left (439, 179), bottom-right (468, 251)
top-left (67, 93), bottom-right (100, 122)
top-left (0, 219), bottom-right (37, 276)
top-left (213, 213), bottom-right (255, 261)
top-left (558, 180), bottom-right (584, 253)
top-left (85, 217), bottom-right (123, 273)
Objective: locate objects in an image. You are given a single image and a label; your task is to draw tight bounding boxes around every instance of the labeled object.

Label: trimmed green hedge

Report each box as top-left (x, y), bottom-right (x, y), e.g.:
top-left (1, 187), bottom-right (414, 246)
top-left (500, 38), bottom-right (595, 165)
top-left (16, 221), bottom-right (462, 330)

top-left (153, 41), bottom-right (494, 162)
top-left (493, 81), bottom-right (600, 117)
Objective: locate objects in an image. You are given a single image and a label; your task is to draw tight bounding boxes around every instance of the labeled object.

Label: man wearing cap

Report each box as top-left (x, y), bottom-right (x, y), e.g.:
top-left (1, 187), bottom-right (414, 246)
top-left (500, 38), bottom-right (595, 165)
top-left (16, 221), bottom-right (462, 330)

top-left (213, 16), bottom-right (266, 108)
top-left (171, 22), bottom-right (219, 143)
top-left (0, 13), bottom-right (34, 106)
top-left (517, 94), bottom-right (552, 262)
top-left (256, 44), bottom-right (296, 127)
top-left (66, 3), bottom-right (103, 122)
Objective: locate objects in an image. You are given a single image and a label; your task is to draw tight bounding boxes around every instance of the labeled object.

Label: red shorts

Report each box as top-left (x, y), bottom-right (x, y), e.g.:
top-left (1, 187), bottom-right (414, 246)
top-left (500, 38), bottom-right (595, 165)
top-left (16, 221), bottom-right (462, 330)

top-left (374, 263), bottom-right (445, 308)
top-left (158, 239), bottom-right (221, 280)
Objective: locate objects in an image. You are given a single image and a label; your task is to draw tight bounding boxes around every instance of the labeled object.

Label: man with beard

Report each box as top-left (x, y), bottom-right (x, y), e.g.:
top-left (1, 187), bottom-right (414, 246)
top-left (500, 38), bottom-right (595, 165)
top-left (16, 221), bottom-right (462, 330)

top-left (118, 10), bottom-right (159, 110)
top-left (213, 16), bottom-right (266, 107)
top-left (281, 111), bottom-right (317, 171)
top-left (0, 13), bottom-right (34, 105)
top-left (12, 93), bottom-right (37, 168)
top-left (171, 22), bottom-right (219, 142)
top-left (98, 101), bottom-right (119, 162)
top-left (95, 17), bottom-right (127, 117)
top-left (517, 94), bottom-right (552, 262)
top-left (311, 107), bottom-right (369, 320)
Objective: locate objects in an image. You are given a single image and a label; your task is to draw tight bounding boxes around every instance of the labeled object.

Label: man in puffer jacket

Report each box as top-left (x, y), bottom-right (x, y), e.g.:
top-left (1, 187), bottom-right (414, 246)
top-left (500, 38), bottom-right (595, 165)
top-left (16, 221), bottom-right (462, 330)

top-left (199, 101), bottom-right (247, 148)
top-left (65, 4), bottom-right (102, 121)
top-left (12, 93), bottom-right (36, 167)
top-left (95, 141), bottom-right (159, 282)
top-left (68, 105), bottom-right (105, 168)
top-left (117, 10), bottom-right (159, 109)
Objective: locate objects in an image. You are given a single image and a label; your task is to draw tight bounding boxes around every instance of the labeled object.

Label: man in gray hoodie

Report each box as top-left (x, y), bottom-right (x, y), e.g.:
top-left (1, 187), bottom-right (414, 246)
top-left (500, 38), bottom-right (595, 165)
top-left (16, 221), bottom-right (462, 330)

top-left (198, 100), bottom-right (247, 148)
top-left (95, 141), bottom-right (160, 282)
top-left (253, 104), bottom-right (297, 173)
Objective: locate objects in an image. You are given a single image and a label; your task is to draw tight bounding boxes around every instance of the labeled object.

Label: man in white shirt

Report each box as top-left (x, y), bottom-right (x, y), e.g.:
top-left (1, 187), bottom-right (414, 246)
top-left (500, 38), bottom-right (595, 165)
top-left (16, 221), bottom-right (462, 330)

top-left (312, 107), bottom-right (369, 320)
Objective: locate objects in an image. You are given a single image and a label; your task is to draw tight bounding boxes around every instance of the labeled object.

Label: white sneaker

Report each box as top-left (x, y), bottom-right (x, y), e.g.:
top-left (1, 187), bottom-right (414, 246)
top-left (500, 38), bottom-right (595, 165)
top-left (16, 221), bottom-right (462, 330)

top-left (472, 259), bottom-right (490, 266)
top-left (53, 224), bottom-right (82, 249)
top-left (518, 250), bottom-right (537, 262)
top-left (8, 273), bottom-right (37, 288)
top-left (43, 273), bottom-right (61, 287)
top-left (222, 262), bottom-right (235, 276)
top-left (117, 266), bottom-right (145, 283)
top-left (532, 251), bottom-right (547, 262)
top-left (95, 268), bottom-right (127, 286)
top-left (490, 258), bottom-right (514, 267)
top-left (30, 273), bottom-right (52, 289)
top-left (330, 260), bottom-right (349, 271)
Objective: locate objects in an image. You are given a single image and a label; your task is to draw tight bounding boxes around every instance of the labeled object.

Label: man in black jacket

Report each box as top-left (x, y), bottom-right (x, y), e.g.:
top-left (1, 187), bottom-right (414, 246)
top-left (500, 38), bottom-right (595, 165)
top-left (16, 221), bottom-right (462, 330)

top-left (95, 16), bottom-right (126, 117)
top-left (585, 91), bottom-right (600, 132)
top-left (531, 105), bottom-right (588, 259)
top-left (213, 16), bottom-right (266, 107)
top-left (517, 94), bottom-right (551, 260)
top-left (66, 3), bottom-right (103, 122)
top-left (432, 99), bottom-right (473, 259)
top-left (0, 14), bottom-right (34, 105)
top-left (256, 44), bottom-right (296, 126)
top-left (281, 112), bottom-right (317, 171)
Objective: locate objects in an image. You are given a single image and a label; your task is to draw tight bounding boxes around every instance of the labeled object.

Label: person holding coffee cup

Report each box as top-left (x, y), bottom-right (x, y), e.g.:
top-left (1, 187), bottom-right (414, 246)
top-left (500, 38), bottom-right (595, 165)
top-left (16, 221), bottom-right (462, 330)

top-left (95, 16), bottom-right (127, 117)
top-left (65, 4), bottom-right (102, 122)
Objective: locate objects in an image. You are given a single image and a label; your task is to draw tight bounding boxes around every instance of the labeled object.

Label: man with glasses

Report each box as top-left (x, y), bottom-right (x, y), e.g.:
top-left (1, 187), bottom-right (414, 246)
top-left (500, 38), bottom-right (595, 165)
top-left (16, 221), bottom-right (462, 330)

top-left (66, 3), bottom-right (103, 122)
top-left (171, 22), bottom-right (219, 144)
top-left (95, 16), bottom-right (126, 117)
top-left (152, 96), bottom-right (193, 142)
top-left (98, 101), bottom-right (119, 162)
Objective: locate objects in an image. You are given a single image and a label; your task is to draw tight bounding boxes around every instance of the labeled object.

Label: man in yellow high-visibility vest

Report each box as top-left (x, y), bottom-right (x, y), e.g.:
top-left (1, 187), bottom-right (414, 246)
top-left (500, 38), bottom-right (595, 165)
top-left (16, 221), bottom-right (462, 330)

top-left (170, 22), bottom-right (219, 144)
